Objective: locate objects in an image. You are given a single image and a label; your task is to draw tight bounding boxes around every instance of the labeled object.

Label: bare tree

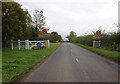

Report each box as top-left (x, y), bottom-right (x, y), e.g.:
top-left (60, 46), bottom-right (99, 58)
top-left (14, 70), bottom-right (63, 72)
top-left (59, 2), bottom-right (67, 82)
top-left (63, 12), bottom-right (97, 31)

top-left (33, 10), bottom-right (46, 32)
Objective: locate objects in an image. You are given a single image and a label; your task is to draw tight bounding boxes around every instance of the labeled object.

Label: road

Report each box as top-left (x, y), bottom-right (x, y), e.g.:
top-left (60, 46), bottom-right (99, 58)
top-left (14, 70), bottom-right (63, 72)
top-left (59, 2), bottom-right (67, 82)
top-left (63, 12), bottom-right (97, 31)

top-left (19, 43), bottom-right (118, 82)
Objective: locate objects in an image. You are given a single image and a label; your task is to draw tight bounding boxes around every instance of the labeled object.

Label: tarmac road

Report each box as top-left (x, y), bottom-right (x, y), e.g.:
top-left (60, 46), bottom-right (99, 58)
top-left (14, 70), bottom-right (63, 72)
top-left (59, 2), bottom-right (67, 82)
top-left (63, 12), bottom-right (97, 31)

top-left (19, 43), bottom-right (118, 82)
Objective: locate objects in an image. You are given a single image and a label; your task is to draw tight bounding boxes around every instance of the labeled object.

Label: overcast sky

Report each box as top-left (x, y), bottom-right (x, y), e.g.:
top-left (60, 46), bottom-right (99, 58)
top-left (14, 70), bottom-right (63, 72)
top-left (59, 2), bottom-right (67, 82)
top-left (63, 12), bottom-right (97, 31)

top-left (14, 0), bottom-right (119, 40)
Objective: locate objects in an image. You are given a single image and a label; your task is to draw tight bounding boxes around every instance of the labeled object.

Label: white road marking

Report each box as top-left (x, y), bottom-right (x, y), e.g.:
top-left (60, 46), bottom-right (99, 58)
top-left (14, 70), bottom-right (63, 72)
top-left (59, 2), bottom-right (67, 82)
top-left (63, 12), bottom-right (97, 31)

top-left (76, 58), bottom-right (79, 62)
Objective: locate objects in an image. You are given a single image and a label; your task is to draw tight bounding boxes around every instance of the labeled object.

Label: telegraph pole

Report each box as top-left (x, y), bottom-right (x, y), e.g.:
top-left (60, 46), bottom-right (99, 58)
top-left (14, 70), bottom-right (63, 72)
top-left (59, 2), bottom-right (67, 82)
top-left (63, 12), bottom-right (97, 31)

top-left (118, 1), bottom-right (120, 33)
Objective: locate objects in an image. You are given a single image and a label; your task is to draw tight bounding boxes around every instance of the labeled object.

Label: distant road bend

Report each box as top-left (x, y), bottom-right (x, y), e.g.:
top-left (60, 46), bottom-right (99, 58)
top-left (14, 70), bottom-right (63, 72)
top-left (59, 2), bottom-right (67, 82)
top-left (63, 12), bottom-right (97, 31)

top-left (19, 43), bottom-right (118, 82)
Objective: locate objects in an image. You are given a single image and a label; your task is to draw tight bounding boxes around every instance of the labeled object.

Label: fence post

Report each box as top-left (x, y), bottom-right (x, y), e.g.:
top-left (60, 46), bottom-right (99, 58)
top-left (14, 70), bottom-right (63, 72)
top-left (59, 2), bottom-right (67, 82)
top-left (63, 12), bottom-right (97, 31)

top-left (25, 40), bottom-right (29, 50)
top-left (25, 40), bottom-right (28, 49)
top-left (27, 40), bottom-right (29, 49)
top-left (25, 40), bottom-right (27, 49)
top-left (18, 40), bottom-right (20, 50)
top-left (11, 40), bottom-right (13, 50)
top-left (47, 40), bottom-right (50, 48)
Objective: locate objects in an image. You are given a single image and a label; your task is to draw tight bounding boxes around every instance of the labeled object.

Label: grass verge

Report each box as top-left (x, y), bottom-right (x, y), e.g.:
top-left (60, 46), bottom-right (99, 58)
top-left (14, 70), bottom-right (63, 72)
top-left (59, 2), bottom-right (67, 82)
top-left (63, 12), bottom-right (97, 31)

top-left (73, 43), bottom-right (119, 62)
top-left (2, 43), bottom-right (61, 82)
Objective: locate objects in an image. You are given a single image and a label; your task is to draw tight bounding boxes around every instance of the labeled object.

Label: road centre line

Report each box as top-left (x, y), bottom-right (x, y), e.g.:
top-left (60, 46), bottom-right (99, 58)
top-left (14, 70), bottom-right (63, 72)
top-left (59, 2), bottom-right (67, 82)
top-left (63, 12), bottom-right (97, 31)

top-left (76, 58), bottom-right (79, 62)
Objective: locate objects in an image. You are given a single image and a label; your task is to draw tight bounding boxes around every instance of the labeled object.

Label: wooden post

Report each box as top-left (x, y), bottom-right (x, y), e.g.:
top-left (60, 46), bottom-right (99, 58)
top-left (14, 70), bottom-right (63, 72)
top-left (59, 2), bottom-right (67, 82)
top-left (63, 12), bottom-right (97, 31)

top-left (47, 40), bottom-right (50, 48)
top-left (11, 40), bottom-right (13, 50)
top-left (18, 40), bottom-right (20, 50)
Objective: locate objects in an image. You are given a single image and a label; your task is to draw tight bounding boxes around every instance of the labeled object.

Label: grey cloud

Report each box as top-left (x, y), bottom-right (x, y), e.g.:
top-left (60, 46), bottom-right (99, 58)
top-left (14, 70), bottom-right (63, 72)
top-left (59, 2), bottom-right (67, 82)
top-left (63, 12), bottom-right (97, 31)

top-left (14, 0), bottom-right (119, 39)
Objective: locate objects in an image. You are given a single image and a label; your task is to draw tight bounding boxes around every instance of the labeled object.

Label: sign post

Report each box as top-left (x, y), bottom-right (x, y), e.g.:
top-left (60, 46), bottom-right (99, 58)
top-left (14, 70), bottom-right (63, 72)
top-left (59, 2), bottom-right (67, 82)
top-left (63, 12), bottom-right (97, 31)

top-left (38, 29), bottom-right (50, 39)
top-left (99, 40), bottom-right (100, 47)
top-left (38, 29), bottom-right (50, 48)
top-left (47, 40), bottom-right (50, 48)
top-left (92, 30), bottom-right (104, 48)
top-left (93, 40), bottom-right (94, 48)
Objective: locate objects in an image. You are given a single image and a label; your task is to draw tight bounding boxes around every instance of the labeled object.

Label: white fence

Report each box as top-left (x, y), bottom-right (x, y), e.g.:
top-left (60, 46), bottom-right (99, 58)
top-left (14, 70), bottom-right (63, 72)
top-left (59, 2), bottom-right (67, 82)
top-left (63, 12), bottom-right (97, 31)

top-left (11, 40), bottom-right (50, 50)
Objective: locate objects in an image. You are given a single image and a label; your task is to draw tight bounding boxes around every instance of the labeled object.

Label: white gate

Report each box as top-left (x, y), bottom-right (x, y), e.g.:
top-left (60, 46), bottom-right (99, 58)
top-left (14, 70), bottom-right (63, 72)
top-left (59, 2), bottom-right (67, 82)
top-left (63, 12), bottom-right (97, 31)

top-left (11, 40), bottom-right (50, 50)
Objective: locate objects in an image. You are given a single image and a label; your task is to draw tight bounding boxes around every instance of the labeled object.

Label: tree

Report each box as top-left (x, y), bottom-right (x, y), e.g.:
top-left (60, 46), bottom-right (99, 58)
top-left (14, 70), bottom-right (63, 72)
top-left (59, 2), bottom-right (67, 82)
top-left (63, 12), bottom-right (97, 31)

top-left (2, 2), bottom-right (28, 47)
top-left (50, 32), bottom-right (62, 42)
top-left (67, 31), bottom-right (76, 42)
top-left (33, 10), bottom-right (46, 33)
top-left (25, 9), bottom-right (33, 29)
top-left (22, 9), bottom-right (37, 40)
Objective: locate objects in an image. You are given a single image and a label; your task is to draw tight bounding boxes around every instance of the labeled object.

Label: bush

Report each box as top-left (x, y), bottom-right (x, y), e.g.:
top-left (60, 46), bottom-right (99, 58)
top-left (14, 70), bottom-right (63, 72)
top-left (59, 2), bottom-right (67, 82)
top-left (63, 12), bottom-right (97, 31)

top-left (70, 32), bottom-right (120, 51)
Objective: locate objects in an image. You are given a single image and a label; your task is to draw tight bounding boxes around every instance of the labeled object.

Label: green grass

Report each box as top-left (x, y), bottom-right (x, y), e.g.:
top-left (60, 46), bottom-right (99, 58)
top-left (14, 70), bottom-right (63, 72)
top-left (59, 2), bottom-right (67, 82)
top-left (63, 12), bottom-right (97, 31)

top-left (2, 43), bottom-right (61, 82)
top-left (73, 43), bottom-right (119, 62)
